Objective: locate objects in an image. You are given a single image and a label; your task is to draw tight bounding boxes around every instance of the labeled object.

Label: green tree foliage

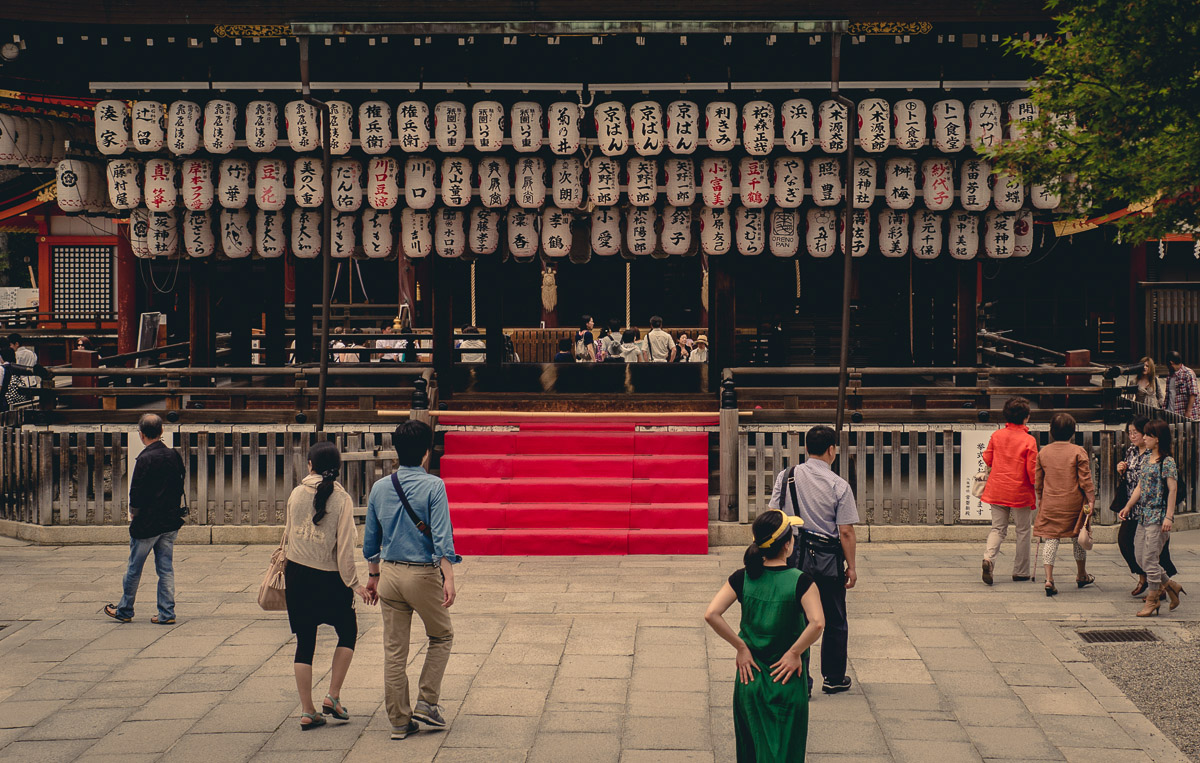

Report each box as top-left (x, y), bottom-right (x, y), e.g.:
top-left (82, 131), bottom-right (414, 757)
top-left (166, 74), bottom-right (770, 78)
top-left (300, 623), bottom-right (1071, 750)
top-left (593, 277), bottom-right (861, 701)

top-left (987, 0), bottom-right (1200, 242)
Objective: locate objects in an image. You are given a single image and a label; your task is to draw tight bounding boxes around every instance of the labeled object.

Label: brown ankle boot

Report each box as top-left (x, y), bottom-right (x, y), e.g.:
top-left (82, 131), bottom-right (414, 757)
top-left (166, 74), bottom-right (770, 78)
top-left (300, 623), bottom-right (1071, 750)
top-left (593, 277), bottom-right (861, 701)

top-left (1137, 589), bottom-right (1162, 617)
top-left (1164, 579), bottom-right (1187, 611)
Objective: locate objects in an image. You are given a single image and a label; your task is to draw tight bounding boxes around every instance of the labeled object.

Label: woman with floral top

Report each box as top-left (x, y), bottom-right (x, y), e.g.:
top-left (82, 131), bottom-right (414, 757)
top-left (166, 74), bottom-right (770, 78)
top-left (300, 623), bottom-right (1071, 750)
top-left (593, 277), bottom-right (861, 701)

top-left (1117, 417), bottom-right (1178, 596)
top-left (1120, 419), bottom-right (1187, 616)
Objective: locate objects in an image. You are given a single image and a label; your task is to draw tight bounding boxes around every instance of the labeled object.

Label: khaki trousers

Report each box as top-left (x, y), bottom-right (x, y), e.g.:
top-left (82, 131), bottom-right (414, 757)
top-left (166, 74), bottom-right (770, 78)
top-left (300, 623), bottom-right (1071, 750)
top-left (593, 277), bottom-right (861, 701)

top-left (983, 505), bottom-right (1033, 577)
top-left (379, 563), bottom-right (454, 727)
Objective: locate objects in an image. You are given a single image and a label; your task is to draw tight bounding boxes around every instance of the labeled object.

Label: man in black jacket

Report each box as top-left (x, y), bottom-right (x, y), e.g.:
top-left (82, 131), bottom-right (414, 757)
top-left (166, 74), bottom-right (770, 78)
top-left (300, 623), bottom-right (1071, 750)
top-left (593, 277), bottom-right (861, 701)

top-left (105, 414), bottom-right (185, 624)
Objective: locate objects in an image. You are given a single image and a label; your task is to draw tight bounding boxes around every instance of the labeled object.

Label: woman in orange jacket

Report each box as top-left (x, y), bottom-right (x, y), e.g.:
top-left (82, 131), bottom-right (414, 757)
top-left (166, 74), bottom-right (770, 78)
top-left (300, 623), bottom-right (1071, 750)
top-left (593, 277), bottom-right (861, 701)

top-left (980, 397), bottom-right (1039, 585)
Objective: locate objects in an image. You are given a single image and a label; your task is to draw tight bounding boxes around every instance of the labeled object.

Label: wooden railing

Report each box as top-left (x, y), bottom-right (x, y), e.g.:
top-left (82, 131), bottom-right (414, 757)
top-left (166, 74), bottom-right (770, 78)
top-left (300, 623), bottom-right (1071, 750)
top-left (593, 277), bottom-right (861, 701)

top-left (1143, 282), bottom-right (1200, 367)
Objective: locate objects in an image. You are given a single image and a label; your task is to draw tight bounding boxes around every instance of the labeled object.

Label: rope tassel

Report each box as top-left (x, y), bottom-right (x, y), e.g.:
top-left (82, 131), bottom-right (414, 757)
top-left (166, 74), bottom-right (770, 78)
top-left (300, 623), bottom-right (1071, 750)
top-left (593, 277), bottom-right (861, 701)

top-left (541, 267), bottom-right (558, 313)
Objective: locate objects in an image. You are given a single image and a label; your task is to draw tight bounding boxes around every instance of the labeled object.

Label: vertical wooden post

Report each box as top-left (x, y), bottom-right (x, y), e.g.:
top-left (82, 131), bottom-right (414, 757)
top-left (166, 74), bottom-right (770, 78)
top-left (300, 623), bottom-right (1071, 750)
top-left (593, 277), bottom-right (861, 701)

top-left (480, 254), bottom-right (504, 370)
top-left (709, 256), bottom-right (736, 395)
top-left (115, 231), bottom-right (137, 356)
top-left (719, 376), bottom-right (739, 522)
top-left (230, 269), bottom-right (253, 367)
top-left (956, 260), bottom-right (979, 385)
top-left (189, 259), bottom-right (213, 368)
top-left (264, 258), bottom-right (286, 366)
top-left (432, 255), bottom-right (454, 397)
top-left (1130, 243), bottom-right (1148, 360)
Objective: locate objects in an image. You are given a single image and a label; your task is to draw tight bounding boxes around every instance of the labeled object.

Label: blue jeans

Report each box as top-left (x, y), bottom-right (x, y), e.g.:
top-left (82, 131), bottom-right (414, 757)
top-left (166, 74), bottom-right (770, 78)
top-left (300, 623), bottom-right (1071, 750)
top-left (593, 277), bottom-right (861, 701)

top-left (116, 531), bottom-right (177, 620)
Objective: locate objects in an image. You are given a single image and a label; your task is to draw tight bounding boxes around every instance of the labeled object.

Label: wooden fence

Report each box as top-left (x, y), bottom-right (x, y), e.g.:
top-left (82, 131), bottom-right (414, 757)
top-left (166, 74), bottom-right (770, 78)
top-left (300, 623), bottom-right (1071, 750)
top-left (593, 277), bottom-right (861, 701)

top-left (1144, 282), bottom-right (1200, 366)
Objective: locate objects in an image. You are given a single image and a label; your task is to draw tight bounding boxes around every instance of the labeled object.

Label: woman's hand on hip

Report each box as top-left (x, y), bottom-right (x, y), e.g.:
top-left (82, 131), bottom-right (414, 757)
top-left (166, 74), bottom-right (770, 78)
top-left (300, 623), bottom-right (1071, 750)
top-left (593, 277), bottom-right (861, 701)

top-left (735, 645), bottom-right (760, 685)
top-left (769, 649), bottom-right (805, 685)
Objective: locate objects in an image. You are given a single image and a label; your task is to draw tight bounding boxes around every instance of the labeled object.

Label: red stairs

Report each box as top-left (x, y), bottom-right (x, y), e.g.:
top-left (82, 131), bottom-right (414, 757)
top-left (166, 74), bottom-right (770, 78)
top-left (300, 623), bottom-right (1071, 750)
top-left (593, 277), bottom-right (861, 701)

top-left (441, 417), bottom-right (712, 555)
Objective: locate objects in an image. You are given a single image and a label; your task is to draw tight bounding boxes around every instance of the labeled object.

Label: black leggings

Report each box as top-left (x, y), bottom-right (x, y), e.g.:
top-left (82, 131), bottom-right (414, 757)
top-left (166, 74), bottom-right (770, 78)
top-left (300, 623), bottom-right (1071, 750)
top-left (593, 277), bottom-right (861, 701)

top-left (293, 618), bottom-right (357, 665)
top-left (284, 561), bottom-right (358, 665)
top-left (1118, 517), bottom-right (1177, 578)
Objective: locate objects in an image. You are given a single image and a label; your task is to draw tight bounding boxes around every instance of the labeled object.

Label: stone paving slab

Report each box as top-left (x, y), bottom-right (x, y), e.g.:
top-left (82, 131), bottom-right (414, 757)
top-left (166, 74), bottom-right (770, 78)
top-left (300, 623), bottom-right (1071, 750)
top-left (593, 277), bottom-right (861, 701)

top-left (0, 532), bottom-right (1195, 761)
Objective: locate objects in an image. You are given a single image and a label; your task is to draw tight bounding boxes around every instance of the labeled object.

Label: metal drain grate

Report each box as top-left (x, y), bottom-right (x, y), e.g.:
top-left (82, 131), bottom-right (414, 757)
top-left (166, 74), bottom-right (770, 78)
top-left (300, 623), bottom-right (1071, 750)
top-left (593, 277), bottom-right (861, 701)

top-left (1078, 628), bottom-right (1159, 644)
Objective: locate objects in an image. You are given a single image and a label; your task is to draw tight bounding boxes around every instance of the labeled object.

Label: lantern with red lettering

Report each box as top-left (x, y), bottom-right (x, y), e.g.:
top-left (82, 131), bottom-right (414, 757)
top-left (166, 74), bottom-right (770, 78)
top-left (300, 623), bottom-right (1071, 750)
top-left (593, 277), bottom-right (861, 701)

top-left (663, 159), bottom-right (694, 207)
top-left (331, 160), bottom-right (363, 212)
top-left (435, 101), bottom-right (467, 152)
top-left (401, 208), bottom-right (432, 258)
top-left (440, 157), bottom-right (471, 208)
top-left (993, 172), bottom-right (1025, 212)
top-left (879, 209), bottom-right (910, 257)
top-left (781, 99), bottom-right (814, 152)
top-left (435, 208), bottom-right (466, 258)
top-left (246, 100), bottom-right (278, 153)
top-left (960, 159), bottom-right (992, 211)
top-left (131, 101), bottom-right (165, 152)
top-left (810, 157), bottom-right (842, 207)
top-left (772, 156), bottom-right (805, 208)
top-left (932, 99), bottom-right (965, 153)
top-left (181, 159), bottom-right (213, 211)
top-left (396, 101), bottom-right (430, 152)
top-left (148, 210), bottom-right (179, 257)
top-left (218, 159), bottom-right (250, 209)
top-left (95, 100), bottom-right (128, 155)
top-left (510, 101), bottom-right (544, 153)
top-left (130, 208), bottom-right (150, 257)
top-left (254, 210), bottom-right (285, 257)
top-left (404, 157), bottom-right (435, 210)
top-left (55, 160), bottom-right (89, 213)
top-left (768, 209), bottom-right (800, 257)
top-left (285, 100), bottom-right (319, 152)
top-left (817, 100), bottom-right (848, 153)
top-left (541, 207), bottom-right (572, 257)
top-left (332, 213), bottom-right (356, 258)
top-left (183, 211), bottom-right (214, 258)
top-left (740, 100), bottom-right (775, 157)
top-left (662, 207), bottom-right (692, 255)
top-left (253, 159), bottom-right (286, 212)
top-left (701, 157), bottom-right (732, 208)
top-left (363, 209), bottom-right (395, 258)
top-left (738, 158), bottom-right (769, 209)
top-left (852, 158), bottom-right (877, 209)
top-left (627, 158), bottom-right (658, 207)
top-left (106, 159), bottom-right (140, 209)
top-left (547, 101), bottom-right (582, 155)
top-left (630, 101), bottom-right (664, 156)
top-left (1013, 210), bottom-right (1034, 257)
top-left (219, 208), bottom-right (251, 258)
top-left (1031, 181), bottom-right (1060, 210)
top-left (472, 101), bottom-right (504, 152)
top-left (736, 207), bottom-right (765, 255)
top-left (588, 156), bottom-right (620, 206)
top-left (507, 207), bottom-right (538, 259)
top-left (292, 157), bottom-right (323, 208)
top-left (552, 158), bottom-right (584, 209)
top-left (921, 158), bottom-right (954, 211)
top-left (166, 100), bottom-right (201, 156)
top-left (514, 157), bottom-right (547, 209)
top-left (704, 101), bottom-right (737, 152)
top-left (857, 98), bottom-right (890, 153)
top-left (884, 158), bottom-right (917, 210)
top-left (626, 207), bottom-right (657, 256)
top-left (478, 157), bottom-right (511, 208)
top-left (968, 99), bottom-right (1002, 151)
top-left (594, 101), bottom-right (629, 157)
top-left (912, 210), bottom-right (942, 259)
top-left (948, 211), bottom-right (979, 260)
top-left (665, 100), bottom-right (699, 154)
top-left (203, 100), bottom-right (237, 154)
top-left (469, 207), bottom-right (500, 255)
top-left (358, 101), bottom-right (392, 155)
top-left (144, 158), bottom-right (177, 212)
top-left (984, 210), bottom-right (1014, 258)
top-left (806, 209), bottom-right (838, 258)
top-left (1007, 98), bottom-right (1038, 142)
top-left (591, 207), bottom-right (621, 255)
top-left (700, 206), bottom-right (731, 255)
top-left (850, 209), bottom-right (871, 257)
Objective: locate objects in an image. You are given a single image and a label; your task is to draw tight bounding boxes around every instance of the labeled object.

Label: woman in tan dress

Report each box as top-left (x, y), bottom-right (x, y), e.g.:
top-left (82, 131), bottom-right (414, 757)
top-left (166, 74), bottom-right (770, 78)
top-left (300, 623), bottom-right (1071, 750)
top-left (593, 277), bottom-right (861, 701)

top-left (1034, 414), bottom-right (1097, 596)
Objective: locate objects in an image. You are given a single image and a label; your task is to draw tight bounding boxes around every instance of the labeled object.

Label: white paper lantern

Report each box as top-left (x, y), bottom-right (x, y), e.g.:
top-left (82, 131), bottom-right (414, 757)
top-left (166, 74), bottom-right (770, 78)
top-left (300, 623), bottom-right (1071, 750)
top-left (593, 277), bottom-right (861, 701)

top-left (285, 100), bottom-right (320, 152)
top-left (218, 159), bottom-right (251, 209)
top-left (806, 209), bottom-right (839, 258)
top-left (253, 158), bottom-right (286, 212)
top-left (106, 159), bottom-right (141, 209)
top-left (439, 156), bottom-right (472, 208)
top-left (131, 100), bottom-right (165, 152)
top-left (50, 121), bottom-right (68, 165)
top-left (884, 157), bottom-right (917, 210)
top-left (471, 101), bottom-right (504, 152)
top-left (358, 101), bottom-right (392, 155)
top-left (552, 157), bottom-right (584, 209)
top-left (701, 157), bottom-right (733, 208)
top-left (479, 157), bottom-right (511, 208)
top-left (968, 99), bottom-right (1003, 151)
top-left (892, 98), bottom-right (927, 150)
top-left (662, 158), bottom-right (695, 207)
top-left (254, 210), bottom-right (285, 258)
top-left (768, 209), bottom-right (800, 257)
top-left (514, 157), bottom-right (547, 209)
top-left (960, 159), bottom-right (992, 211)
top-left (130, 208), bottom-right (150, 257)
top-left (630, 101), bottom-right (664, 156)
top-left (167, 100), bottom-right (201, 156)
top-left (878, 210), bottom-right (911, 258)
top-left (921, 158), bottom-right (954, 211)
top-left (857, 98), bottom-right (890, 153)
top-left (700, 206), bottom-right (731, 255)
top-left (850, 209), bottom-right (871, 257)
top-left (506, 207), bottom-right (538, 258)
top-left (328, 101), bottom-right (354, 155)
top-left (13, 116), bottom-right (34, 168)
top-left (591, 207), bottom-right (622, 255)
top-left (94, 100), bottom-right (128, 155)
top-left (183, 210), bottom-right (215, 258)
top-left (85, 161), bottom-right (107, 212)
top-left (704, 101), bottom-right (737, 151)
top-left (246, 100), bottom-right (278, 153)
top-left (180, 159), bottom-right (213, 211)
top-left (144, 158), bottom-right (177, 212)
top-left (539, 207), bottom-right (572, 257)
top-left (627, 158), bottom-right (659, 207)
top-left (810, 157), bottom-right (843, 207)
top-left (661, 206), bottom-right (692, 255)
top-left (932, 99), bottom-right (966, 153)
top-left (435, 207), bottom-right (466, 258)
top-left (1031, 181), bottom-right (1061, 210)
top-left (984, 210), bottom-right (1015, 258)
top-left (434, 101), bottom-right (467, 152)
top-left (1007, 98), bottom-right (1038, 142)
top-left (0, 112), bottom-right (19, 163)
top-left (739, 100), bottom-right (776, 157)
top-left (588, 156), bottom-right (620, 206)
top-left (148, 210), bottom-right (179, 257)
top-left (332, 213), bottom-right (356, 258)
top-left (203, 100), bottom-right (237, 154)
top-left (404, 157), bottom-right (435, 210)
top-left (817, 100), bottom-right (849, 153)
top-left (772, 156), bottom-right (805, 208)
top-left (781, 99), bottom-right (815, 153)
top-left (291, 157), bottom-right (323, 208)
top-left (547, 101), bottom-right (582, 155)
top-left (912, 210), bottom-right (943, 259)
top-left (332, 160), bottom-right (363, 212)
top-left (401, 208), bottom-right (432, 258)
top-left (737, 158), bottom-right (769, 209)
top-left (948, 211), bottom-right (979, 260)
top-left (364, 209), bottom-right (396, 258)
top-left (626, 207), bottom-right (657, 255)
top-left (594, 101), bottom-right (629, 156)
top-left (220, 208), bottom-right (252, 258)
top-left (1013, 209), bottom-right (1034, 257)
top-left (665, 100), bottom-right (700, 154)
top-left (510, 101), bottom-right (544, 153)
top-left (33, 119), bottom-right (54, 167)
top-left (735, 207), bottom-right (766, 255)
top-left (56, 160), bottom-right (89, 213)
top-left (396, 101), bottom-right (430, 152)
top-left (469, 207), bottom-right (501, 254)
top-left (852, 157), bottom-right (877, 209)
top-left (993, 172), bottom-right (1025, 212)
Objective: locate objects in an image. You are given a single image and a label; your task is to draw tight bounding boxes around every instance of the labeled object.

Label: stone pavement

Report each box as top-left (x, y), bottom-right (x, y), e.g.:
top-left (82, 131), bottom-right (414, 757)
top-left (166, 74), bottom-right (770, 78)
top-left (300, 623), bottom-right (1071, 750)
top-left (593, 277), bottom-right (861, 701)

top-left (0, 531), bottom-right (1196, 763)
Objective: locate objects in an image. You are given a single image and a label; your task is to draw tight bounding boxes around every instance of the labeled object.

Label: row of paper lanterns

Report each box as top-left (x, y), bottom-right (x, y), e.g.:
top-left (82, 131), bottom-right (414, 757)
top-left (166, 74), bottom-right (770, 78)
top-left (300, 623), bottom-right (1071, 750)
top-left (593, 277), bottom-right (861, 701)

top-left (0, 113), bottom-right (84, 168)
top-left (59, 154), bottom-right (1057, 216)
top-left (128, 204), bottom-right (1031, 261)
top-left (93, 96), bottom-right (1038, 158)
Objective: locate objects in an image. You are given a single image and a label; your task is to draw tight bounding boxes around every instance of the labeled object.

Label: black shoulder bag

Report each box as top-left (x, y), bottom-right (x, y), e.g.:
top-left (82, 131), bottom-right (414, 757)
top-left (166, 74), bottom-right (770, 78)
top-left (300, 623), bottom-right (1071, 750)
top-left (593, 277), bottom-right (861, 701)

top-left (391, 472), bottom-right (433, 538)
top-left (788, 467), bottom-right (845, 579)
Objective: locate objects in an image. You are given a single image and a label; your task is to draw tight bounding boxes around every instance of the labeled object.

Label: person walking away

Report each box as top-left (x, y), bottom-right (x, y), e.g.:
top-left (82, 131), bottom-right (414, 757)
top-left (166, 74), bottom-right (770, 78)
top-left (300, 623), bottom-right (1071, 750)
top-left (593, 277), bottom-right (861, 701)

top-left (646, 315), bottom-right (676, 362)
top-left (1120, 419), bottom-right (1186, 616)
top-left (574, 315), bottom-right (597, 361)
top-left (1034, 414), bottom-right (1096, 596)
top-left (1133, 357), bottom-right (1163, 408)
top-left (705, 509), bottom-right (825, 762)
top-left (768, 425), bottom-right (858, 694)
top-left (979, 397), bottom-right (1038, 585)
top-left (1164, 351), bottom-right (1199, 419)
top-left (364, 421), bottom-right (460, 740)
top-left (1117, 417), bottom-right (1179, 597)
top-left (104, 414), bottom-right (185, 624)
top-left (282, 441), bottom-right (374, 730)
top-left (688, 335), bottom-right (709, 364)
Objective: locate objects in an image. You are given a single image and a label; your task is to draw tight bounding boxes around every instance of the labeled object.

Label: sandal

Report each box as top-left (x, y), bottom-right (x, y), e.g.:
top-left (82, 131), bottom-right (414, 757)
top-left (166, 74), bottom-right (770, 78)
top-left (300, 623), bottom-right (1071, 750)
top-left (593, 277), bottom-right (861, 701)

top-left (1045, 583), bottom-right (1058, 597)
top-left (103, 604), bottom-right (131, 623)
top-left (300, 712), bottom-right (326, 731)
top-left (1076, 574), bottom-right (1096, 589)
top-left (322, 695), bottom-right (349, 720)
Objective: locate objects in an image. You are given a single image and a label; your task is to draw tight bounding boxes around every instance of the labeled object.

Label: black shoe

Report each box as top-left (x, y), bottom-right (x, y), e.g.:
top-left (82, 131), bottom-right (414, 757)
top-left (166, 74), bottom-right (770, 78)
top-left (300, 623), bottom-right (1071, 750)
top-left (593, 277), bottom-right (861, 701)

top-left (822, 676), bottom-right (852, 694)
top-left (391, 721), bottom-right (419, 740)
top-left (982, 560), bottom-right (994, 586)
top-left (1012, 576), bottom-right (1032, 582)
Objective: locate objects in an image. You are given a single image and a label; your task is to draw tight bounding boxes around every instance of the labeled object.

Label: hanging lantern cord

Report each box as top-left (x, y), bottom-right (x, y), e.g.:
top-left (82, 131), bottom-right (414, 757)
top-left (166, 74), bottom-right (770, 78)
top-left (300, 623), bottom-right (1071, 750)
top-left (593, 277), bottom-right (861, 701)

top-left (625, 262), bottom-right (632, 328)
top-left (470, 261), bottom-right (477, 326)
top-left (795, 260), bottom-right (802, 299)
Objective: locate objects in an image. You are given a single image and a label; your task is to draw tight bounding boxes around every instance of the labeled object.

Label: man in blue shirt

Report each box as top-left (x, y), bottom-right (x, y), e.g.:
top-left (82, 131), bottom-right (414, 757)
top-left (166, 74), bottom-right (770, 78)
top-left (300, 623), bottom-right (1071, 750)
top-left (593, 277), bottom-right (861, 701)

top-left (364, 420), bottom-right (460, 741)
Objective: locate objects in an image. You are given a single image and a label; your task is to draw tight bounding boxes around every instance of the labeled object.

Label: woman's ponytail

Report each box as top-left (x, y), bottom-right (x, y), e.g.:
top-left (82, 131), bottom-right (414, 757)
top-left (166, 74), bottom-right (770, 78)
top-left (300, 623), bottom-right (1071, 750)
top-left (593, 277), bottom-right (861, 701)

top-left (307, 441), bottom-right (342, 526)
top-left (744, 541), bottom-right (766, 580)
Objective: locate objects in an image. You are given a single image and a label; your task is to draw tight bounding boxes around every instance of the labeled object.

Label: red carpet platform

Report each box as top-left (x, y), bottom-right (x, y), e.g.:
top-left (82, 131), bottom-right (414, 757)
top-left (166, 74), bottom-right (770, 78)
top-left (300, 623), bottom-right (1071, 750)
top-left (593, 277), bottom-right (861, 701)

top-left (441, 419), bottom-right (711, 555)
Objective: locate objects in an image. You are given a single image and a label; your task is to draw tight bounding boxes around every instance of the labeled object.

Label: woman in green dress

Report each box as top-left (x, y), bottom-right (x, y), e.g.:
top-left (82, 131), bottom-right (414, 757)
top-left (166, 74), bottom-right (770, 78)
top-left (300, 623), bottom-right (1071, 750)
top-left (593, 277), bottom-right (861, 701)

top-left (705, 508), bottom-right (826, 762)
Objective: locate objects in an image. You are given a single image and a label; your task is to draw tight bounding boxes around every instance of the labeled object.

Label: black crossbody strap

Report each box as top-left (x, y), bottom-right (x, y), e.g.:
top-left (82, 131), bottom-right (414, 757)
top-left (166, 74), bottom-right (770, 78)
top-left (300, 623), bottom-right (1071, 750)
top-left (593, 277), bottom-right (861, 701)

top-left (786, 466), bottom-right (802, 520)
top-left (391, 472), bottom-right (433, 539)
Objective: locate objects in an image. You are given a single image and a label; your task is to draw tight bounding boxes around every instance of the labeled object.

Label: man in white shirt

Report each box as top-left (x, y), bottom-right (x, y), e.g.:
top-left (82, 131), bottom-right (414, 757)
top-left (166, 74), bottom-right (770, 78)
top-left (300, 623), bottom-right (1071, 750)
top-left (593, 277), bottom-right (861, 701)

top-left (645, 316), bottom-right (675, 363)
top-left (7, 335), bottom-right (37, 388)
